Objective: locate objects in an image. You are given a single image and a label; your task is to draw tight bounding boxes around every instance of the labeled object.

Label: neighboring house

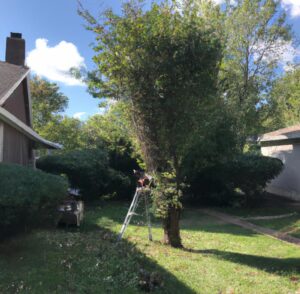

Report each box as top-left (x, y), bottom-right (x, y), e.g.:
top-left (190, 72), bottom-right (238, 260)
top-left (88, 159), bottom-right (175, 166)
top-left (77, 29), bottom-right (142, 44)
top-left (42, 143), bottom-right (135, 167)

top-left (260, 125), bottom-right (300, 201)
top-left (0, 33), bottom-right (60, 166)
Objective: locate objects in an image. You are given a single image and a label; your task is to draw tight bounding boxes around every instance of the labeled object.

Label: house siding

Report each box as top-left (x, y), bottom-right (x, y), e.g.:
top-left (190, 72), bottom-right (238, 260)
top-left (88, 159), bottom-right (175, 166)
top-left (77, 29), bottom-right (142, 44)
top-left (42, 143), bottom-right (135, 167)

top-left (2, 122), bottom-right (33, 166)
top-left (2, 79), bottom-right (30, 126)
top-left (261, 144), bottom-right (300, 201)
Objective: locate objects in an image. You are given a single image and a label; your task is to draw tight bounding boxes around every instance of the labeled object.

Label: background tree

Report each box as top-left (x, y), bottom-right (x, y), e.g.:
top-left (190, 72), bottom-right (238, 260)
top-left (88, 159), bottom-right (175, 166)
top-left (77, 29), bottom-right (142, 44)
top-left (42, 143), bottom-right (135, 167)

top-left (38, 115), bottom-right (84, 151)
top-left (220, 0), bottom-right (292, 148)
top-left (80, 0), bottom-right (223, 247)
top-left (267, 66), bottom-right (300, 128)
top-left (30, 76), bottom-right (69, 130)
top-left (83, 101), bottom-right (137, 152)
top-left (83, 101), bottom-right (141, 197)
top-left (30, 76), bottom-right (84, 152)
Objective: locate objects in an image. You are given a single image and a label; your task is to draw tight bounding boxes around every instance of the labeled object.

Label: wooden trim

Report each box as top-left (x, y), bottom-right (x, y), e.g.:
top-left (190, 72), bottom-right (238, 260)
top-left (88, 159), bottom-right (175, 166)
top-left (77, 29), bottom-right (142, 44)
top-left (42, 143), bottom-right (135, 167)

top-left (0, 68), bottom-right (30, 106)
top-left (25, 76), bottom-right (33, 126)
top-left (0, 122), bottom-right (3, 162)
top-left (0, 107), bottom-right (61, 149)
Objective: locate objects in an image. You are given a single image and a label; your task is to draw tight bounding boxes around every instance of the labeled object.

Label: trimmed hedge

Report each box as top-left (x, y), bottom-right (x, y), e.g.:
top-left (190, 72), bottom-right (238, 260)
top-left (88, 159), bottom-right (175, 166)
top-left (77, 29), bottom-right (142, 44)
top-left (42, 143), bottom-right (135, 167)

top-left (185, 154), bottom-right (283, 206)
top-left (229, 154), bottom-right (283, 201)
top-left (36, 149), bottom-right (134, 200)
top-left (0, 163), bottom-right (68, 238)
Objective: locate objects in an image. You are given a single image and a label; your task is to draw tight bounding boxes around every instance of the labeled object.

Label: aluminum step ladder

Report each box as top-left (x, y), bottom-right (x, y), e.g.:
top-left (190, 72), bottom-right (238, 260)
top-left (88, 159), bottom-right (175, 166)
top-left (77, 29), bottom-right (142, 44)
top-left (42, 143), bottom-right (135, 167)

top-left (118, 187), bottom-right (153, 241)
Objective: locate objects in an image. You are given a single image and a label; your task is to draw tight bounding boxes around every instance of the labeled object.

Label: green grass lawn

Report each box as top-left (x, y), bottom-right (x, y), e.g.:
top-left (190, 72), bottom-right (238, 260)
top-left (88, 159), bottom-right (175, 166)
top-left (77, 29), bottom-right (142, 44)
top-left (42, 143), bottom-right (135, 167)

top-left (216, 203), bottom-right (300, 239)
top-left (251, 215), bottom-right (300, 239)
top-left (0, 202), bottom-right (299, 293)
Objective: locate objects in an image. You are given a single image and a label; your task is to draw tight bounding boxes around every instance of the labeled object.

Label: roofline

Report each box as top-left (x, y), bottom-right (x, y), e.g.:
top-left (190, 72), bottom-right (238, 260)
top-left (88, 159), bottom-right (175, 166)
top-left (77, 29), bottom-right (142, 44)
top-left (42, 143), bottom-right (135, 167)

top-left (0, 67), bottom-right (30, 106)
top-left (25, 76), bottom-right (33, 126)
top-left (0, 106), bottom-right (61, 149)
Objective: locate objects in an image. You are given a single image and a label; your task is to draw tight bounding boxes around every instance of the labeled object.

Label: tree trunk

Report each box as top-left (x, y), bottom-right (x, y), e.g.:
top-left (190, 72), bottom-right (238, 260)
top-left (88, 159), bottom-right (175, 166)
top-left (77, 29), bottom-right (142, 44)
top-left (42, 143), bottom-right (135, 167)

top-left (163, 205), bottom-right (182, 248)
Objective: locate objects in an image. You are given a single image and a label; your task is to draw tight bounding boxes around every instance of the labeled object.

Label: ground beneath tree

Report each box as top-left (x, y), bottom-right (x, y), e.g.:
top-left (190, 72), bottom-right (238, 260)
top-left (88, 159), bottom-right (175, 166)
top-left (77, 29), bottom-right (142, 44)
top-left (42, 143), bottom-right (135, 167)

top-left (0, 201), bottom-right (299, 293)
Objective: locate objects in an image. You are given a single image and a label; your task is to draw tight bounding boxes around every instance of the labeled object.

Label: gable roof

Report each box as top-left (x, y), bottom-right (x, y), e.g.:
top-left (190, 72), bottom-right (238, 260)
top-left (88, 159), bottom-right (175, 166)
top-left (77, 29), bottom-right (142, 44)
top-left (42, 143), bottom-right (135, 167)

top-left (259, 125), bottom-right (300, 146)
top-left (0, 61), bottom-right (30, 106)
top-left (0, 61), bottom-right (60, 149)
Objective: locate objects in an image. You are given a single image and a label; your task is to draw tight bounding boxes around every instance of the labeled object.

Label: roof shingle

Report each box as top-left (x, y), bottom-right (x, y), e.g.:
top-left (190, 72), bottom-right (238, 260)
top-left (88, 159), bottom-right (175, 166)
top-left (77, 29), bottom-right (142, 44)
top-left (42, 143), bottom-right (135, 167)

top-left (0, 61), bottom-right (29, 102)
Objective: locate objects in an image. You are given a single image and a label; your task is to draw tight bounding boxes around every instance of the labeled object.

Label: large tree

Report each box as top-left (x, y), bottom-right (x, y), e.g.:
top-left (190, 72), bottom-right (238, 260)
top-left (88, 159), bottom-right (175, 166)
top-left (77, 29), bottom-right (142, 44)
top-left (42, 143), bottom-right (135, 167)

top-left (80, 0), bottom-right (222, 247)
top-left (267, 66), bottom-right (300, 128)
top-left (30, 76), bottom-right (69, 130)
top-left (38, 115), bottom-right (84, 151)
top-left (83, 101), bottom-right (134, 150)
top-left (219, 0), bottom-right (292, 147)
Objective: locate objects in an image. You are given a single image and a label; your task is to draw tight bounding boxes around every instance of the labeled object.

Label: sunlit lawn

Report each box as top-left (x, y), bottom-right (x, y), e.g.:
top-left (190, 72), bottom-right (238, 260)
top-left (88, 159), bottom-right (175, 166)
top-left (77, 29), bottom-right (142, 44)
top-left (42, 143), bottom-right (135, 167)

top-left (217, 203), bottom-right (300, 239)
top-left (0, 202), bottom-right (299, 293)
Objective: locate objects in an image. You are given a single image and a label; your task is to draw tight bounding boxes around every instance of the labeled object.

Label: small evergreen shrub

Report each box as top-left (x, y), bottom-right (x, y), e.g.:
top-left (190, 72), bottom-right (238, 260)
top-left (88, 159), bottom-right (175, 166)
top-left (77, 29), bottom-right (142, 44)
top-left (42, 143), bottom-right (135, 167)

top-left (0, 163), bottom-right (67, 238)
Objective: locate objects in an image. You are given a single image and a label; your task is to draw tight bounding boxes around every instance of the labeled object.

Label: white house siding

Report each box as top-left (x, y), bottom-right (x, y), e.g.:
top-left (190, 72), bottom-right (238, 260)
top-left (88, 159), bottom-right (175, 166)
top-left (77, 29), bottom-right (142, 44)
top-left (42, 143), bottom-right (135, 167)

top-left (261, 144), bottom-right (300, 201)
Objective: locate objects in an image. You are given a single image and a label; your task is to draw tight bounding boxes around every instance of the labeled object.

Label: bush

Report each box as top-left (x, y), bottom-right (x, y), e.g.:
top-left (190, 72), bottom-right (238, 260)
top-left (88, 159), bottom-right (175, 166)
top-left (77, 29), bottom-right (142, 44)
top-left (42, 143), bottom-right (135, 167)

top-left (229, 154), bottom-right (283, 206)
top-left (185, 154), bottom-right (283, 207)
top-left (0, 163), bottom-right (68, 238)
top-left (108, 146), bottom-right (140, 200)
top-left (36, 148), bottom-right (134, 201)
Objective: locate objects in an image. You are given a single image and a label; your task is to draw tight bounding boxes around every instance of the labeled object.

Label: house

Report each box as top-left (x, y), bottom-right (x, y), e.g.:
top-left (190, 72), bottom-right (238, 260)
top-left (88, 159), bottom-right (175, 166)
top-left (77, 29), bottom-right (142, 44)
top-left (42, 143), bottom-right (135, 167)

top-left (260, 125), bottom-right (300, 201)
top-left (0, 33), bottom-right (60, 166)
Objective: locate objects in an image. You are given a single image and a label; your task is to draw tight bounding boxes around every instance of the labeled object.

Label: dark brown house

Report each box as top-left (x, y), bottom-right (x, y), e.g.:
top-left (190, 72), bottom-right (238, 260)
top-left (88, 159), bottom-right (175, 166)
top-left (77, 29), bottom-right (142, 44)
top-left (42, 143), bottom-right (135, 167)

top-left (0, 33), bottom-right (60, 166)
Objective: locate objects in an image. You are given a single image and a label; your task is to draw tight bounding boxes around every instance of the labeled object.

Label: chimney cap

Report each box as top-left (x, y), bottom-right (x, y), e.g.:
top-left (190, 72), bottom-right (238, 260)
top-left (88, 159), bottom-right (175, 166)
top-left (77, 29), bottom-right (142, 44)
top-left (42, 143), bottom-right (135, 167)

top-left (10, 32), bottom-right (22, 39)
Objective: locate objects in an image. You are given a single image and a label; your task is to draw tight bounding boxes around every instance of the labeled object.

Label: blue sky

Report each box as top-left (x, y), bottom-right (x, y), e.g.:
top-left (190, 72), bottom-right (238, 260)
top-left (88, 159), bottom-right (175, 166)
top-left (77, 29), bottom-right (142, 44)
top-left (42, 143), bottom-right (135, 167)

top-left (0, 0), bottom-right (124, 120)
top-left (0, 0), bottom-right (300, 120)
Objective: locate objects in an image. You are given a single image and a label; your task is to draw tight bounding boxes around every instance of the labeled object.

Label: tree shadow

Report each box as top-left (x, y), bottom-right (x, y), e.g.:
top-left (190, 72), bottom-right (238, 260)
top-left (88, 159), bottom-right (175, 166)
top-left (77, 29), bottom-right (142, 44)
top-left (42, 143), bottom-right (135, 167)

top-left (182, 248), bottom-right (300, 275)
top-left (0, 208), bottom-right (196, 294)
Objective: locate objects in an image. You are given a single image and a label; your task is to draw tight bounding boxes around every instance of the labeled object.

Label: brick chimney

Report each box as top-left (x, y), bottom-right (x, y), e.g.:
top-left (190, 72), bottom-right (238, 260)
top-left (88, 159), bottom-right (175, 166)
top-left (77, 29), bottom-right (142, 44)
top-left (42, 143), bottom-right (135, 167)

top-left (5, 32), bottom-right (25, 66)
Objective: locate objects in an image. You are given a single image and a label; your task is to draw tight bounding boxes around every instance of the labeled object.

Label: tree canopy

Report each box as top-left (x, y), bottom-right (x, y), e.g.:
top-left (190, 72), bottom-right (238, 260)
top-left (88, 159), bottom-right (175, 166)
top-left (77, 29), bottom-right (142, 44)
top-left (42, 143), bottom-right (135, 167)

top-left (30, 76), bottom-right (69, 130)
top-left (219, 0), bottom-right (291, 146)
top-left (268, 67), bottom-right (300, 128)
top-left (80, 0), bottom-right (224, 247)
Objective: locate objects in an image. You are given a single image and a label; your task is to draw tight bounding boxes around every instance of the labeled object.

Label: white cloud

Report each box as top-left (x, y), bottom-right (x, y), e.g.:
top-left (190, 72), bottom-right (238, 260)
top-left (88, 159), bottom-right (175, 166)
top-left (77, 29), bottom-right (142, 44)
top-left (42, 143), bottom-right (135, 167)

top-left (212, 0), bottom-right (236, 5)
top-left (73, 112), bottom-right (87, 120)
top-left (213, 0), bottom-right (225, 4)
top-left (280, 42), bottom-right (300, 71)
top-left (214, 0), bottom-right (300, 17)
top-left (253, 39), bottom-right (300, 71)
top-left (26, 39), bottom-right (86, 86)
top-left (281, 0), bottom-right (300, 18)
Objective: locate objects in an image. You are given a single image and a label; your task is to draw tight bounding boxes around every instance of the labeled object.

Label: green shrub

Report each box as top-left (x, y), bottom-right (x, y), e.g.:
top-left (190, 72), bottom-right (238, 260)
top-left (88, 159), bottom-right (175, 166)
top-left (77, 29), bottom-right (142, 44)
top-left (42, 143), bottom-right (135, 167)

top-left (36, 148), bottom-right (134, 200)
top-left (108, 147), bottom-right (140, 200)
top-left (185, 154), bottom-right (283, 207)
top-left (0, 163), bottom-right (67, 238)
top-left (184, 163), bottom-right (234, 206)
top-left (229, 154), bottom-right (283, 206)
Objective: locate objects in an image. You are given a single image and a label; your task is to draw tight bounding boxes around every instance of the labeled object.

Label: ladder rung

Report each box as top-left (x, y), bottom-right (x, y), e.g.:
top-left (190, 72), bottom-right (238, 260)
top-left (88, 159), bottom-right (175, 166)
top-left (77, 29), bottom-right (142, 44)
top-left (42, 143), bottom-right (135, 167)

top-left (128, 212), bottom-right (140, 216)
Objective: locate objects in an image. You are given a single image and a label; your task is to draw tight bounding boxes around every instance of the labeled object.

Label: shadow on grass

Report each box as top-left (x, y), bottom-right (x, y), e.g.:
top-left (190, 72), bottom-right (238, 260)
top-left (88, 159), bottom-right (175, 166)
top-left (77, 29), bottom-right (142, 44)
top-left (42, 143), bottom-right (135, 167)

top-left (183, 248), bottom-right (300, 275)
top-left (74, 215), bottom-right (197, 293)
top-left (0, 207), bottom-right (196, 293)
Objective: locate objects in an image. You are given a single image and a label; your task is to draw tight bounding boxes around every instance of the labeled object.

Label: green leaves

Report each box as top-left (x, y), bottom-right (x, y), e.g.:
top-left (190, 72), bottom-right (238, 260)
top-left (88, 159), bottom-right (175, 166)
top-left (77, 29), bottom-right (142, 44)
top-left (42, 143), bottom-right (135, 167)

top-left (30, 76), bottom-right (69, 130)
top-left (268, 67), bottom-right (300, 129)
top-left (81, 0), bottom-right (222, 175)
top-left (220, 0), bottom-right (292, 145)
top-left (0, 163), bottom-right (67, 238)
